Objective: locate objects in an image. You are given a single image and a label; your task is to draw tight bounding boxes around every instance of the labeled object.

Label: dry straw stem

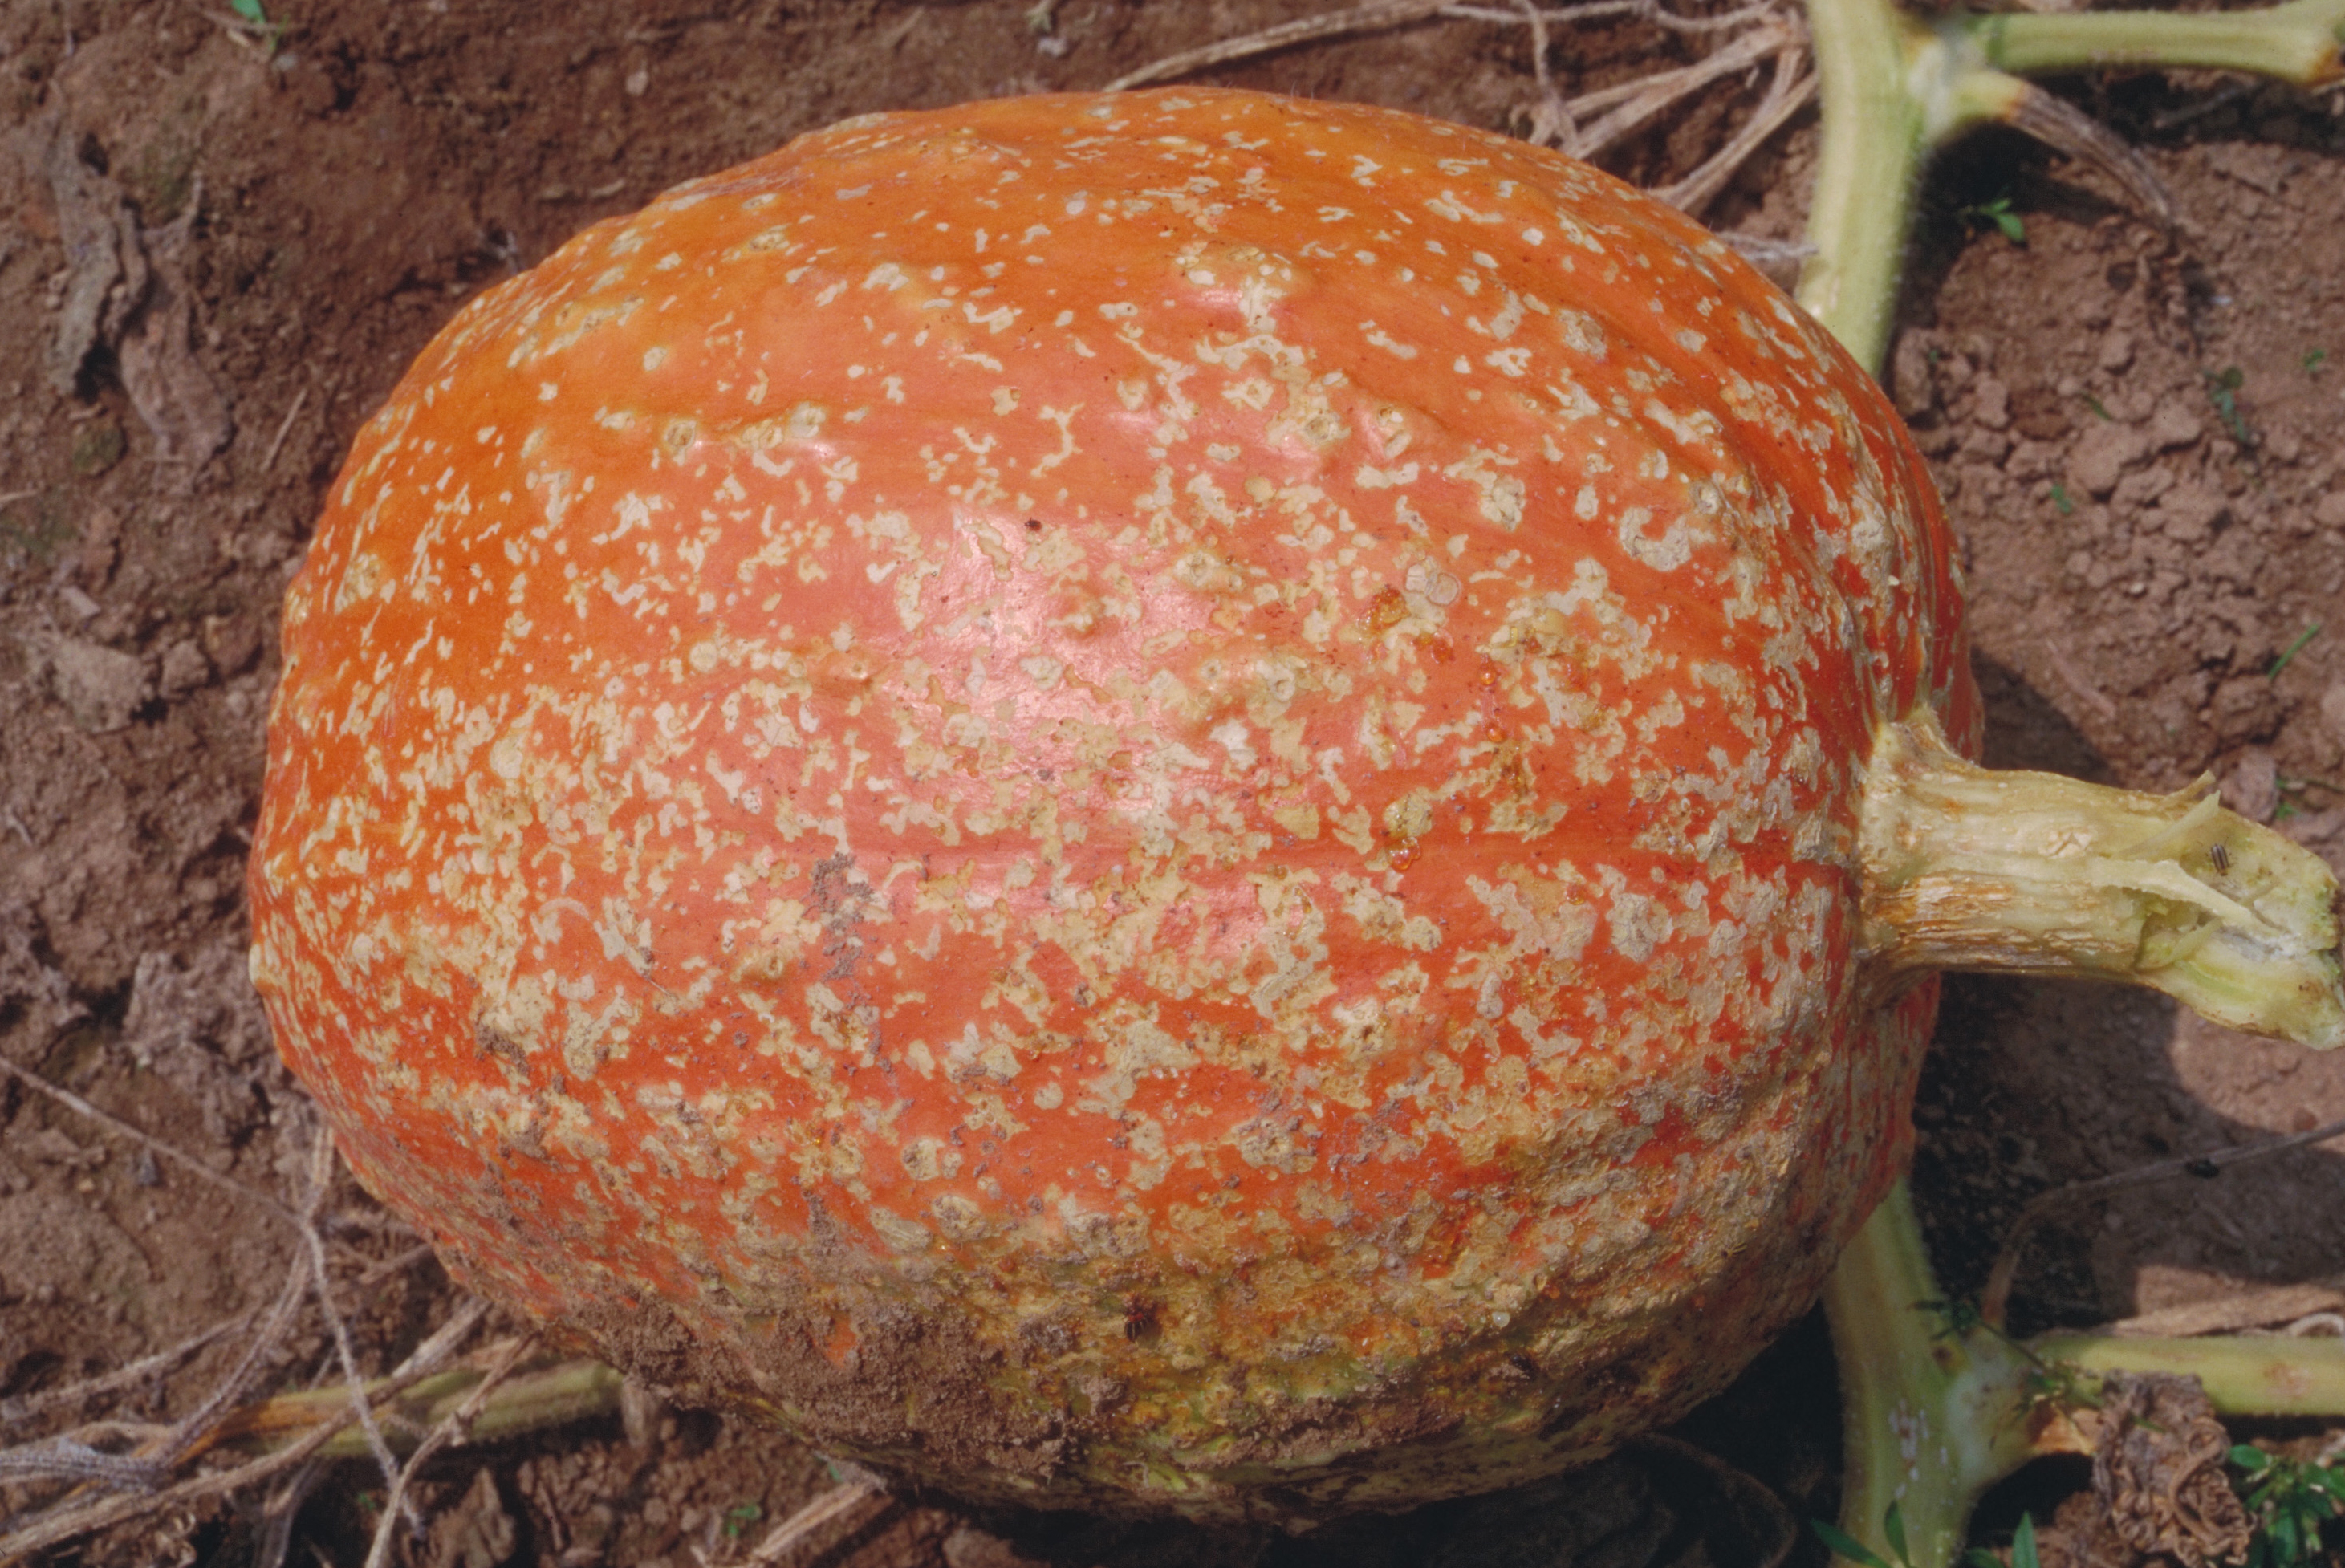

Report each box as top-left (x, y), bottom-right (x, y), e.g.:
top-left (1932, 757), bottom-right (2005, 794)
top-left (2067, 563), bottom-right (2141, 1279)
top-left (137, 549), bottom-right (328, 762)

top-left (0, 1035), bottom-right (601, 1565)
top-left (1103, 0), bottom-right (1449, 88)
top-left (0, 1238), bottom-right (435, 1454)
top-left (204, 1338), bottom-right (622, 1462)
top-left (746, 1477), bottom-right (890, 1565)
top-left (1654, 42), bottom-right (1815, 211)
top-left (1101, 0), bottom-right (1814, 216)
top-left (0, 1312), bottom-right (252, 1432)
top-left (0, 1346), bottom-right (476, 1565)
top-left (0, 1135), bottom-right (323, 1502)
top-left (0, 1054), bottom-right (472, 1563)
top-left (1517, 11), bottom-right (1799, 160)
top-left (290, 1130), bottom-right (411, 1513)
top-left (0, 1050), bottom-right (301, 1229)
top-left (358, 1329), bottom-right (534, 1568)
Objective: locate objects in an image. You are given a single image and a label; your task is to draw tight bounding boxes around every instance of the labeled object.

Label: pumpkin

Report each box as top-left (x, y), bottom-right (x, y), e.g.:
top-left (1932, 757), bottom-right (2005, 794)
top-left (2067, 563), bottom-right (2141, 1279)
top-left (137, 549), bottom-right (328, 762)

top-left (247, 87), bottom-right (2342, 1524)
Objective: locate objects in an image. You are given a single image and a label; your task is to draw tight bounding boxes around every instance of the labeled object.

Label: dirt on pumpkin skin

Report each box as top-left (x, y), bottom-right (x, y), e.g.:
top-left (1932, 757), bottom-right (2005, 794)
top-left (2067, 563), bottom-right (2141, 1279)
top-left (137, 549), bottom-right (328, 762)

top-left (2, 4), bottom-right (2342, 1565)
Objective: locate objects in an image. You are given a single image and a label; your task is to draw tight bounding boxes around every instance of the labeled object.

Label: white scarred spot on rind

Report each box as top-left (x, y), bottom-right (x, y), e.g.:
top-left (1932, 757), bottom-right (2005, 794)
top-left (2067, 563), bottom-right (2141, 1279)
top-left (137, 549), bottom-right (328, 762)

top-left (250, 87), bottom-right (1977, 1527)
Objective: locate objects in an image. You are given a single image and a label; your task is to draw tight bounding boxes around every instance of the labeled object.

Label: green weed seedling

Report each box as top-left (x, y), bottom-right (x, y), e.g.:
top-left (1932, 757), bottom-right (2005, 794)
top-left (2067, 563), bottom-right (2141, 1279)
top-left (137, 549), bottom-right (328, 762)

top-left (2270, 623), bottom-right (2323, 678)
top-left (1961, 194), bottom-right (2028, 245)
top-left (226, 0), bottom-right (282, 53)
top-left (2205, 366), bottom-right (2257, 447)
top-left (1814, 1502), bottom-right (1922, 1568)
top-left (1816, 1504), bottom-right (2042, 1568)
top-left (2233, 1445), bottom-right (2345, 1568)
top-left (1991, 1513), bottom-right (2041, 1568)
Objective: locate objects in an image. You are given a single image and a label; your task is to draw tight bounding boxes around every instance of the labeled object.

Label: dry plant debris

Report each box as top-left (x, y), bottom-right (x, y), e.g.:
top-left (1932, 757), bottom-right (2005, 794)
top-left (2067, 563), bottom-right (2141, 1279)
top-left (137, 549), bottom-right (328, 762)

top-left (2038, 1374), bottom-right (2255, 1568)
top-left (0, 1066), bottom-right (490, 1565)
top-left (38, 118), bottom-right (232, 469)
top-left (1106, 0), bottom-right (1816, 218)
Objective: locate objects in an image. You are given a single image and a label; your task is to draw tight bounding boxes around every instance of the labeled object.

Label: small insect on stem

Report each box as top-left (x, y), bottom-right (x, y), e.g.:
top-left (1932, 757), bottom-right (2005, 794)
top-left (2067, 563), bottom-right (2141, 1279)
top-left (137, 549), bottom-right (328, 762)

top-left (2209, 843), bottom-right (2230, 875)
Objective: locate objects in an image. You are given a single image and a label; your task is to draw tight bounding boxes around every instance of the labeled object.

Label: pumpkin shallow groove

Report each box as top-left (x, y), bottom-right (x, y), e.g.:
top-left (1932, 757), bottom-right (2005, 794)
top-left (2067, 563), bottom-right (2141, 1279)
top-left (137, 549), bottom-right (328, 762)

top-left (253, 87), bottom-right (1983, 1522)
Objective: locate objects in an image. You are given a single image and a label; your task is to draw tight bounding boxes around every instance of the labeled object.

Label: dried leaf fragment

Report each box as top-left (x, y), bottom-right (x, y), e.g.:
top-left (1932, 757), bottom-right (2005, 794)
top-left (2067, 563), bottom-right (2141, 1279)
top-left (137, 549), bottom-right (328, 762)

top-left (2069, 1371), bottom-right (2254, 1568)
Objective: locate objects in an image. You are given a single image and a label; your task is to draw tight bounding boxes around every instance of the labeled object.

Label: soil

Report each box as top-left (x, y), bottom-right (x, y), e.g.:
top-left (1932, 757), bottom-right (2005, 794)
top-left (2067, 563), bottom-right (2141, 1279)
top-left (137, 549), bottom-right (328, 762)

top-left (2, 4), bottom-right (2343, 1566)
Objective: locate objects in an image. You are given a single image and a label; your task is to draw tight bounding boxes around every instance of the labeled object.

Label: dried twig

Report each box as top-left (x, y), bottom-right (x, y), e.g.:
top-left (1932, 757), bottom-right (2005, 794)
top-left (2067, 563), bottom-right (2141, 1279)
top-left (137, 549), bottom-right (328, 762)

top-left (0, 1052), bottom-right (302, 1229)
top-left (0, 1439), bottom-right (169, 1490)
top-left (248, 1458), bottom-right (327, 1568)
top-left (3, 1238), bottom-right (434, 1443)
top-left (746, 1478), bottom-right (889, 1565)
top-left (1105, 0), bottom-right (1802, 148)
top-left (290, 1131), bottom-right (409, 1520)
top-left (0, 1352), bottom-right (461, 1564)
top-left (0, 1181), bottom-right (310, 1509)
top-left (1984, 1114), bottom-right (2345, 1326)
top-left (1451, 0), bottom-right (1782, 34)
top-left (359, 1327), bottom-right (530, 1568)
top-left (347, 1242), bottom-right (439, 1294)
top-left (0, 1301), bottom-right (494, 1564)
top-left (1548, 16), bottom-right (1798, 161)
top-left (1101, 0), bottom-right (1815, 224)
top-left (1655, 43), bottom-right (1815, 212)
top-left (158, 1245), bottom-right (315, 1467)
top-left (261, 384), bottom-right (309, 473)
top-left (1104, 0), bottom-right (1449, 90)
top-left (0, 1311), bottom-right (250, 1432)
top-left (327, 1208), bottom-right (425, 1241)
top-left (0, 1119), bottom-right (461, 1567)
top-left (1510, 0), bottom-right (1575, 150)
top-left (386, 1301), bottom-right (496, 1389)
top-left (157, 1123), bottom-right (363, 1470)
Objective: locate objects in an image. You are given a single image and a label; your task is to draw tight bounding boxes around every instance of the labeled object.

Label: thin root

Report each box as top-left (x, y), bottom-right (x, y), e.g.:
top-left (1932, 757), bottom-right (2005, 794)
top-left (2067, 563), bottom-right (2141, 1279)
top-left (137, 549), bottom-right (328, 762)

top-left (1104, 0), bottom-right (1449, 91)
top-left (0, 1052), bottom-right (302, 1229)
top-left (1983, 1113), bottom-right (2345, 1326)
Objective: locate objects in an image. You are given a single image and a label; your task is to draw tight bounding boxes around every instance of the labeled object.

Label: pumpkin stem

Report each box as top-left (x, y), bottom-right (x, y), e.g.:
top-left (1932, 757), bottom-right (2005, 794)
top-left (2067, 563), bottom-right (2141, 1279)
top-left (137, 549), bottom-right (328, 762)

top-left (1826, 1180), bottom-right (2345, 1566)
top-left (1857, 708), bottom-right (2345, 1051)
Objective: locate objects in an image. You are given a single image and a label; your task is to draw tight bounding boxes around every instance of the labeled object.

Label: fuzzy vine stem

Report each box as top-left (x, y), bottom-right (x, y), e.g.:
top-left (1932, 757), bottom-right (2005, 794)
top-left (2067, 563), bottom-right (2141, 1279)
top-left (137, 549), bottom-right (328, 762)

top-left (1825, 1183), bottom-right (2345, 1566)
top-left (1822, 1184), bottom-right (2044, 1568)
top-left (1965, 0), bottom-right (2345, 84)
top-left (1794, 0), bottom-right (1933, 369)
top-left (1795, 0), bottom-right (2344, 368)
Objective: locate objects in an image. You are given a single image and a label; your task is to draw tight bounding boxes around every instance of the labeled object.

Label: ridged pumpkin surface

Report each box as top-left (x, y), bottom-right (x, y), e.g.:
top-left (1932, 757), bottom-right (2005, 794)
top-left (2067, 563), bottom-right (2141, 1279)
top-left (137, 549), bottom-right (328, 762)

top-left (250, 88), bottom-right (1980, 1521)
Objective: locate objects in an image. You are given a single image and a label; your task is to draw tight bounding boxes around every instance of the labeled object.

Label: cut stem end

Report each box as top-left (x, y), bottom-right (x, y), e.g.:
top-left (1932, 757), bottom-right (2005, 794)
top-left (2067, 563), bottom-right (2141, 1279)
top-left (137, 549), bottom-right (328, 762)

top-left (1859, 709), bottom-right (2345, 1051)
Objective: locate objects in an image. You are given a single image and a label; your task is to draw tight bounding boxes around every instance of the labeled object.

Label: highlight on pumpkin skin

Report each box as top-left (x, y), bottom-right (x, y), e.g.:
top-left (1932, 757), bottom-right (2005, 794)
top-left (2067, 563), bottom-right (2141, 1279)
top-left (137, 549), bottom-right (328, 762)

top-left (1856, 706), bottom-right (2345, 1052)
